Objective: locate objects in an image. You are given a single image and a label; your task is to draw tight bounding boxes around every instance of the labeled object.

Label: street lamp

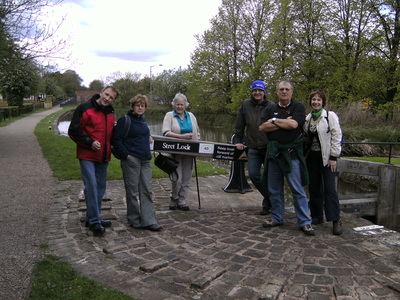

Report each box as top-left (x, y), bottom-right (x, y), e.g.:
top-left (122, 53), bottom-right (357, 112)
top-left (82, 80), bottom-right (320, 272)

top-left (149, 64), bottom-right (163, 100)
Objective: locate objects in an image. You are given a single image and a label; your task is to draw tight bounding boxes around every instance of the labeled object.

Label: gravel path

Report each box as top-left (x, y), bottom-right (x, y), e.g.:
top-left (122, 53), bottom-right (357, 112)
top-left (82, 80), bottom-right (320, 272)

top-left (0, 106), bottom-right (62, 300)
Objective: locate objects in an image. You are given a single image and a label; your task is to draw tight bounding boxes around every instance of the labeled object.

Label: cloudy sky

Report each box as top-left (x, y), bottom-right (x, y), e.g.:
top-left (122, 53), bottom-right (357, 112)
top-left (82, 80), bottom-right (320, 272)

top-left (46, 0), bottom-right (222, 86)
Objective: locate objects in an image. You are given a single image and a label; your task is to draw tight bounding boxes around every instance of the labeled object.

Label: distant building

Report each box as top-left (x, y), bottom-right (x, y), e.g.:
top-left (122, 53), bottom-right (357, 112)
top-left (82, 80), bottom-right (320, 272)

top-left (75, 91), bottom-right (100, 103)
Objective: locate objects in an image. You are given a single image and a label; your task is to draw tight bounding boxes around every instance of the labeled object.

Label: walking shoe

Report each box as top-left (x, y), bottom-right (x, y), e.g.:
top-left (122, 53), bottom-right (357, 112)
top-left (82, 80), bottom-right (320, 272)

top-left (144, 224), bottom-right (163, 231)
top-left (85, 220), bottom-right (112, 228)
top-left (89, 223), bottom-right (105, 237)
top-left (312, 218), bottom-right (324, 225)
top-left (262, 219), bottom-right (283, 228)
top-left (260, 208), bottom-right (271, 215)
top-left (169, 197), bottom-right (177, 210)
top-left (177, 204), bottom-right (190, 211)
top-left (300, 224), bottom-right (315, 236)
top-left (333, 219), bottom-right (343, 235)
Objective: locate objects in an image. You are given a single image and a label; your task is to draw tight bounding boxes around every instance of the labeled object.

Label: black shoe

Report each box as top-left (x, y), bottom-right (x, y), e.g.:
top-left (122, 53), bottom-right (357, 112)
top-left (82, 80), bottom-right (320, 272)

top-left (130, 224), bottom-right (143, 229)
top-left (89, 223), bottom-right (105, 236)
top-left (300, 224), bottom-right (315, 236)
top-left (312, 218), bottom-right (324, 225)
top-left (177, 205), bottom-right (190, 211)
top-left (144, 224), bottom-right (163, 231)
top-left (333, 219), bottom-right (343, 235)
top-left (260, 208), bottom-right (271, 215)
top-left (85, 220), bottom-right (112, 228)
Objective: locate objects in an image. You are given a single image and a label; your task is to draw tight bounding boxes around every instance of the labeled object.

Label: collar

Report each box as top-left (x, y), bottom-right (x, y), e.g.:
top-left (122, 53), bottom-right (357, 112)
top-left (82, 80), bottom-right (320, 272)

top-left (278, 101), bottom-right (291, 108)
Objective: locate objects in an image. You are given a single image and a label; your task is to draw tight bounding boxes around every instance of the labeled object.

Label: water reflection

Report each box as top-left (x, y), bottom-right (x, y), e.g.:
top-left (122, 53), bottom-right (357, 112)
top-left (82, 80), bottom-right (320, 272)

top-left (146, 119), bottom-right (235, 144)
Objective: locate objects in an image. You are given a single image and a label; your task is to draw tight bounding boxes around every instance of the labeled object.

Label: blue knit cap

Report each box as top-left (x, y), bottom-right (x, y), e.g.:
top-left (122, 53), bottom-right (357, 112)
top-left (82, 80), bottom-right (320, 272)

top-left (250, 80), bottom-right (266, 91)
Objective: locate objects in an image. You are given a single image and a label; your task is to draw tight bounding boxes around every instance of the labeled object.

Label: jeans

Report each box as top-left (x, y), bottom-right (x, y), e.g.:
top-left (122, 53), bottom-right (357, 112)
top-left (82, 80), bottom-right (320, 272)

top-left (247, 148), bottom-right (271, 210)
top-left (307, 151), bottom-right (340, 222)
top-left (267, 158), bottom-right (311, 227)
top-left (121, 156), bottom-right (157, 227)
top-left (80, 159), bottom-right (108, 225)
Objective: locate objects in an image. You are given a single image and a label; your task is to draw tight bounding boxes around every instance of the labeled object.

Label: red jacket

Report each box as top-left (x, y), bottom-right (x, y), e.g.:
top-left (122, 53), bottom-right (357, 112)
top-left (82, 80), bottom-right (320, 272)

top-left (68, 95), bottom-right (115, 163)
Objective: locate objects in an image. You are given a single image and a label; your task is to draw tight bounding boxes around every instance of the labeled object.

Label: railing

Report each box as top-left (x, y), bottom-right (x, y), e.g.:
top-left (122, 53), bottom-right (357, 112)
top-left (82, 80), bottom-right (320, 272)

top-left (343, 142), bottom-right (400, 164)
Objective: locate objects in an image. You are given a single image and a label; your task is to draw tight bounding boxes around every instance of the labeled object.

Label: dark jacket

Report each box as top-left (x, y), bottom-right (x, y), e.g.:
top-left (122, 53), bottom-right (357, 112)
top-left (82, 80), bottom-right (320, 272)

top-left (233, 97), bottom-right (274, 149)
top-left (68, 95), bottom-right (115, 163)
top-left (112, 110), bottom-right (152, 161)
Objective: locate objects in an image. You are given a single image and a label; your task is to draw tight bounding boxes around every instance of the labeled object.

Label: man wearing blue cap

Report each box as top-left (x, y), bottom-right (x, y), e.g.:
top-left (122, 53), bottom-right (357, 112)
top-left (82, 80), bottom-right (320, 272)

top-left (233, 80), bottom-right (274, 214)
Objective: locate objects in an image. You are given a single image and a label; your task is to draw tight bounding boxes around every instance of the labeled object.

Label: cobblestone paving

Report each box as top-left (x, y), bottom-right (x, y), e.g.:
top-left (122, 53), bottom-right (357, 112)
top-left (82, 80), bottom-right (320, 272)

top-left (47, 177), bottom-right (400, 300)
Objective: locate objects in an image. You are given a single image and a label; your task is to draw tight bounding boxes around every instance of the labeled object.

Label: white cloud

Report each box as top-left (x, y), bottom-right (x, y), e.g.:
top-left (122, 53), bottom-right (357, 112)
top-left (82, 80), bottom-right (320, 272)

top-left (44, 0), bottom-right (221, 86)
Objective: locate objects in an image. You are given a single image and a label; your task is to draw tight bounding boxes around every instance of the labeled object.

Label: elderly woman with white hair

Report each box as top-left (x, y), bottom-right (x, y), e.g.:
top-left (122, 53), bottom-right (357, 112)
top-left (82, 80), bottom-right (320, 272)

top-left (162, 93), bottom-right (200, 211)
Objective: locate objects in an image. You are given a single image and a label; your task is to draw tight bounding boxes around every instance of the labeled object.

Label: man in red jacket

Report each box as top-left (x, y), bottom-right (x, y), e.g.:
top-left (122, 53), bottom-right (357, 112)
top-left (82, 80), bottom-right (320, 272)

top-left (69, 86), bottom-right (119, 236)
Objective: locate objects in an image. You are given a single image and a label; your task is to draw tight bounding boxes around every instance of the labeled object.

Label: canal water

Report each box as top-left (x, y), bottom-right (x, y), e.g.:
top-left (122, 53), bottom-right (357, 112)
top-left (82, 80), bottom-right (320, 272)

top-left (58, 115), bottom-right (376, 197)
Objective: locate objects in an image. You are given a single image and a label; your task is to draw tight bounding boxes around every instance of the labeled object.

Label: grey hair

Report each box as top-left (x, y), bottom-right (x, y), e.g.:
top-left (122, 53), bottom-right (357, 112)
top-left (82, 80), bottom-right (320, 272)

top-left (276, 79), bottom-right (294, 91)
top-left (171, 93), bottom-right (189, 107)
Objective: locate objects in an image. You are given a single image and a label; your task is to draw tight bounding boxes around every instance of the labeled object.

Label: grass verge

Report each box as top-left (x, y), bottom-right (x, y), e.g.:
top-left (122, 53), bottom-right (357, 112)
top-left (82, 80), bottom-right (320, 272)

top-left (29, 255), bottom-right (136, 300)
top-left (345, 156), bottom-right (400, 165)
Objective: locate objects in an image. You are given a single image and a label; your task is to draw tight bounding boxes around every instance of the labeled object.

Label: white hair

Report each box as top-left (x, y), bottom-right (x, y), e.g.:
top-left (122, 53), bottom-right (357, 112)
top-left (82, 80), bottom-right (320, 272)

top-left (171, 93), bottom-right (189, 107)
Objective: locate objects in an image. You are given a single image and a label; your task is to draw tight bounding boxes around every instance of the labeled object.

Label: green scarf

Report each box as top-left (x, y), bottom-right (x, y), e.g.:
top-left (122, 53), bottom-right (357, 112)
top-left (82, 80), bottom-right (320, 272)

top-left (311, 109), bottom-right (322, 120)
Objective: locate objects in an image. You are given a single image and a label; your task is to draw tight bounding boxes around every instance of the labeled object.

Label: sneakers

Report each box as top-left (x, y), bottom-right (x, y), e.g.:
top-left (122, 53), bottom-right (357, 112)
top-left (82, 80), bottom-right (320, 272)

top-left (262, 219), bottom-right (283, 228)
top-left (333, 219), bottom-right (343, 235)
top-left (89, 223), bottom-right (105, 237)
top-left (300, 224), bottom-right (315, 236)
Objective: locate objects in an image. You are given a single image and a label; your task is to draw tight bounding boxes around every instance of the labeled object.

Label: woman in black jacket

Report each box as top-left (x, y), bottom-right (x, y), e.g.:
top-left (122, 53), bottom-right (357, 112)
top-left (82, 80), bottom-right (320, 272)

top-left (113, 94), bottom-right (162, 231)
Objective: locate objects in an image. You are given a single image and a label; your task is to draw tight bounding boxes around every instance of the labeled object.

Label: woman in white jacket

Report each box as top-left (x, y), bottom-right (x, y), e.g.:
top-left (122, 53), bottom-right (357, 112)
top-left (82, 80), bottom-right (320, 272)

top-left (304, 90), bottom-right (343, 235)
top-left (162, 93), bottom-right (200, 211)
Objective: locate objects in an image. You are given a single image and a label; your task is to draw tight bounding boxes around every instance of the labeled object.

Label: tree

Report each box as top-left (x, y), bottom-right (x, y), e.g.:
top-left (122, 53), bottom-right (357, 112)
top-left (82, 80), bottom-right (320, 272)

top-left (89, 80), bottom-right (104, 92)
top-left (59, 70), bottom-right (83, 96)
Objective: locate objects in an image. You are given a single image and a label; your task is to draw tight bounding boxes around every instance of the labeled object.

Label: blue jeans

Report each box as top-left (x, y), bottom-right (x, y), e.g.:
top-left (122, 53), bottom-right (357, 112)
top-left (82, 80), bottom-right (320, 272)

top-left (80, 159), bottom-right (108, 225)
top-left (247, 148), bottom-right (271, 210)
top-left (267, 158), bottom-right (311, 227)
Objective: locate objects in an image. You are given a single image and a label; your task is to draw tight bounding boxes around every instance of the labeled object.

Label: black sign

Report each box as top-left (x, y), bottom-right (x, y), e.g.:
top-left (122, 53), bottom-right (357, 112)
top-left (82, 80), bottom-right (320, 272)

top-left (152, 135), bottom-right (246, 161)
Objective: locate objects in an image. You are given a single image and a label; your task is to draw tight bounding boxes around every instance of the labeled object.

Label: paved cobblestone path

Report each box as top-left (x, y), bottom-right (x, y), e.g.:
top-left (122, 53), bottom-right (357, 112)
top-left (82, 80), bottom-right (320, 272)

top-left (48, 177), bottom-right (400, 300)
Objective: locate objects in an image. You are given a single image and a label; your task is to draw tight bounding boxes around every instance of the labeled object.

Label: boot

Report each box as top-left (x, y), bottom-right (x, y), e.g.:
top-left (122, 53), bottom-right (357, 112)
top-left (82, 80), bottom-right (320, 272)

top-left (333, 219), bottom-right (343, 235)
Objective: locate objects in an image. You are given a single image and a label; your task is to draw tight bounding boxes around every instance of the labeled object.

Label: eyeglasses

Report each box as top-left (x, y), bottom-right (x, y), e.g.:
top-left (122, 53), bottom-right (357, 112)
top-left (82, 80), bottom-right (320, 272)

top-left (134, 104), bottom-right (146, 108)
top-left (279, 88), bottom-right (291, 91)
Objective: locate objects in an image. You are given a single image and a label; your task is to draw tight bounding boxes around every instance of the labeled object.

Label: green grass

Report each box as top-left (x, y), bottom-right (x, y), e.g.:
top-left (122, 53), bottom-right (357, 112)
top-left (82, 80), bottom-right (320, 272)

top-left (34, 107), bottom-right (228, 180)
top-left (29, 255), bottom-right (135, 300)
top-left (345, 156), bottom-right (400, 165)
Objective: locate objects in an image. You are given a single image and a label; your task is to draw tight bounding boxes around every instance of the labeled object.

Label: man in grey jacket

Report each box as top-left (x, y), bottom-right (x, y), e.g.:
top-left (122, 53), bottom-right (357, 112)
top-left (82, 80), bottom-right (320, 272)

top-left (233, 80), bottom-right (274, 214)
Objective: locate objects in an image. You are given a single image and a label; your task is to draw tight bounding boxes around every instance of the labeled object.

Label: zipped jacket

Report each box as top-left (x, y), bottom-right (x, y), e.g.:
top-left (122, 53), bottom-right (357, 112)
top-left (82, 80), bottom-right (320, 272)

top-left (233, 98), bottom-right (273, 149)
top-left (112, 110), bottom-right (152, 161)
top-left (68, 95), bottom-right (115, 163)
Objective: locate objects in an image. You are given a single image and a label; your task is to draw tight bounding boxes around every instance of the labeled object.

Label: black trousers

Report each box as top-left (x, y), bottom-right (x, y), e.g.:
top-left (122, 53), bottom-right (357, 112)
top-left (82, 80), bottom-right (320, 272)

top-left (306, 151), bottom-right (340, 222)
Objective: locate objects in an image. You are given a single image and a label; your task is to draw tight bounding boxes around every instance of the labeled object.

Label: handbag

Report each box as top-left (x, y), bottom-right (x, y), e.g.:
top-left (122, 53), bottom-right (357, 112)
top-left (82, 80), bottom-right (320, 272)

top-left (154, 152), bottom-right (179, 182)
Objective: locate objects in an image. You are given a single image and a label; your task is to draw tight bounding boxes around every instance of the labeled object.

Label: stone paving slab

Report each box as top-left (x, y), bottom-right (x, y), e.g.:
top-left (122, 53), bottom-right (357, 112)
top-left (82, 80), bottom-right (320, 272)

top-left (46, 175), bottom-right (400, 300)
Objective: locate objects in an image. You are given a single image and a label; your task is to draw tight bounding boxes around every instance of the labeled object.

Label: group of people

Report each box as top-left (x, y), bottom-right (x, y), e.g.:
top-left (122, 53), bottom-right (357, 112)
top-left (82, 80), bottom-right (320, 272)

top-left (68, 78), bottom-right (343, 238)
top-left (236, 79), bottom-right (343, 236)
top-left (68, 87), bottom-right (199, 236)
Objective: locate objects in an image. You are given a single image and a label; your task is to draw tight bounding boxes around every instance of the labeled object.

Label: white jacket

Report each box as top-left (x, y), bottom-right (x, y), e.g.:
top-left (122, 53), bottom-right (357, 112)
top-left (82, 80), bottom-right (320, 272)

top-left (304, 109), bottom-right (342, 167)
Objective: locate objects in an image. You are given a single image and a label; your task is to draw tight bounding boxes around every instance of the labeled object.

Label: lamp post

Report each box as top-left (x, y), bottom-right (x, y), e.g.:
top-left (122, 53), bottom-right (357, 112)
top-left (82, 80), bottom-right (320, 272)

top-left (149, 64), bottom-right (163, 100)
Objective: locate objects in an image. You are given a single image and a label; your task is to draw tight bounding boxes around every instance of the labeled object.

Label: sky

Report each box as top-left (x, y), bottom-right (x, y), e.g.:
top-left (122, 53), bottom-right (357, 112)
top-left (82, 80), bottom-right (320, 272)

top-left (45, 0), bottom-right (222, 86)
